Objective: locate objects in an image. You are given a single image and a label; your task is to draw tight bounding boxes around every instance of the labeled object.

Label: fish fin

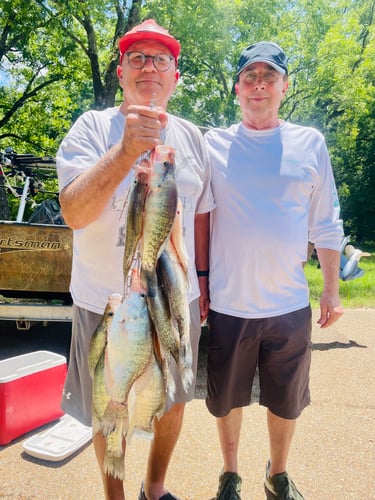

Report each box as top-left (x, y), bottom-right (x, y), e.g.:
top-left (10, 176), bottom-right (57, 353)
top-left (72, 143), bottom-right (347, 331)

top-left (91, 413), bottom-right (101, 435)
top-left (127, 368), bottom-right (153, 431)
top-left (103, 453), bottom-right (125, 480)
top-left (180, 364), bottom-right (194, 394)
top-left (167, 375), bottom-right (176, 401)
top-left (128, 428), bottom-right (154, 445)
top-left (151, 326), bottom-right (164, 363)
top-left (101, 400), bottom-right (128, 438)
top-left (105, 423), bottom-right (126, 459)
top-left (169, 200), bottom-right (189, 274)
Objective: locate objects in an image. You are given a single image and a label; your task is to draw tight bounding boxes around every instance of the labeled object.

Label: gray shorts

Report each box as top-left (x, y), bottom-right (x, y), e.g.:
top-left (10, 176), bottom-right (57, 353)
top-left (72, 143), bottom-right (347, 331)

top-left (206, 306), bottom-right (312, 419)
top-left (61, 299), bottom-right (201, 427)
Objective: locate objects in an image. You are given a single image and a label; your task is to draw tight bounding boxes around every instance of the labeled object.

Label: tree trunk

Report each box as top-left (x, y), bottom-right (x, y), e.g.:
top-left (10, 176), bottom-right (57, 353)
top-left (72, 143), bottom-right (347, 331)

top-left (0, 172), bottom-right (10, 220)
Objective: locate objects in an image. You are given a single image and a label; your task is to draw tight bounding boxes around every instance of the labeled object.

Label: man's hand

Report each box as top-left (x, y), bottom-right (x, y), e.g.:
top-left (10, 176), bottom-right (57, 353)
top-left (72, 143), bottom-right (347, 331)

top-left (198, 276), bottom-right (210, 324)
top-left (317, 290), bottom-right (344, 328)
top-left (123, 105), bottom-right (168, 162)
top-left (316, 247), bottom-right (344, 328)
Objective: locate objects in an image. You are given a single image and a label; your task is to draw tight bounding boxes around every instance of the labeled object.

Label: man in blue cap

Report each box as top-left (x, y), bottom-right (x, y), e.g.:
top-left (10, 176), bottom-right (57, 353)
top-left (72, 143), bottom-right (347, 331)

top-left (205, 42), bottom-right (344, 499)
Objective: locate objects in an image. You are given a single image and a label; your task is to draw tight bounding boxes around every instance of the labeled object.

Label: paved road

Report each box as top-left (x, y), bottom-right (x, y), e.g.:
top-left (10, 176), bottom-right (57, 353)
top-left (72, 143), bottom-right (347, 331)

top-left (0, 309), bottom-right (374, 499)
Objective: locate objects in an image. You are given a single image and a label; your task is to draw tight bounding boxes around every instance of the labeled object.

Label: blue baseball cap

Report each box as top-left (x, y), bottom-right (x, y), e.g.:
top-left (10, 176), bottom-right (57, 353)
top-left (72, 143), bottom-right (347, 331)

top-left (236, 41), bottom-right (288, 77)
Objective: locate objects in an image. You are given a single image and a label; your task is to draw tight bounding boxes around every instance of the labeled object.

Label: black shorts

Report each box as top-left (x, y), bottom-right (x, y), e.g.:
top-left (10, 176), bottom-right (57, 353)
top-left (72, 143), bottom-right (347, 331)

top-left (206, 306), bottom-right (312, 419)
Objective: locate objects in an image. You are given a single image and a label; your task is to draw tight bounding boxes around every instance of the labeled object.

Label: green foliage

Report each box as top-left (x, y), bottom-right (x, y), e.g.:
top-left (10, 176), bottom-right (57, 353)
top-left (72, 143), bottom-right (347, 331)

top-left (0, 0), bottom-right (374, 242)
top-left (305, 252), bottom-right (375, 308)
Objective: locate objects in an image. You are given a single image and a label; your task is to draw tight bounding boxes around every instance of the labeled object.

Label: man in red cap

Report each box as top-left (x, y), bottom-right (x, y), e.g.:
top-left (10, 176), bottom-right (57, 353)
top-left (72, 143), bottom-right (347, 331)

top-left (57, 19), bottom-right (214, 500)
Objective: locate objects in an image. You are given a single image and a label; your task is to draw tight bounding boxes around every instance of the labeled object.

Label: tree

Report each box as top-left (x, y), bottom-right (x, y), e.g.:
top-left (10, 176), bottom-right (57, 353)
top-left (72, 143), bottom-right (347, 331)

top-left (0, 0), bottom-right (143, 154)
top-left (0, 0), bottom-right (373, 242)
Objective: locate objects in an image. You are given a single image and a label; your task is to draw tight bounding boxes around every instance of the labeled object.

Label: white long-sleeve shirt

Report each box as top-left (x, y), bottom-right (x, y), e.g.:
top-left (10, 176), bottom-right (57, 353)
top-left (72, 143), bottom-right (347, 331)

top-left (206, 121), bottom-right (343, 319)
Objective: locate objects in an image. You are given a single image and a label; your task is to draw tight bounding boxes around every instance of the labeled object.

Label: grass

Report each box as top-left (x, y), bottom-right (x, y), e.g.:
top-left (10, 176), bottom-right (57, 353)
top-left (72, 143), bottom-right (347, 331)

top-left (304, 250), bottom-right (375, 309)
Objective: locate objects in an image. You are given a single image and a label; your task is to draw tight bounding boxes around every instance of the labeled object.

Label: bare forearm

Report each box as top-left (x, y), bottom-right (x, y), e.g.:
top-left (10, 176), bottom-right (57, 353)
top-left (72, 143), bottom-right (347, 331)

top-left (316, 247), bottom-right (340, 293)
top-left (195, 212), bottom-right (210, 322)
top-left (316, 247), bottom-right (344, 327)
top-left (60, 105), bottom-right (167, 230)
top-left (59, 144), bottom-right (135, 229)
top-left (194, 212), bottom-right (210, 272)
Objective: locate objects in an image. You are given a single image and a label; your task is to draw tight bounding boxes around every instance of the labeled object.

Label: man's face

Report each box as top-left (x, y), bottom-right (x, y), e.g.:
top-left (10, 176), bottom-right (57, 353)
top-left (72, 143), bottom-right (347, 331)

top-left (235, 62), bottom-right (288, 127)
top-left (117, 40), bottom-right (179, 109)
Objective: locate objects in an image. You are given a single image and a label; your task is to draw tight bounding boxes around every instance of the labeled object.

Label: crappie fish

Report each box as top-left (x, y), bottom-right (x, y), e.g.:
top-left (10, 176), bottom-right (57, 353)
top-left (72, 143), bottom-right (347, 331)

top-left (101, 272), bottom-right (153, 457)
top-left (127, 349), bottom-right (166, 444)
top-left (123, 162), bottom-right (150, 281)
top-left (141, 145), bottom-right (178, 296)
top-left (88, 293), bottom-right (122, 378)
top-left (157, 241), bottom-right (193, 393)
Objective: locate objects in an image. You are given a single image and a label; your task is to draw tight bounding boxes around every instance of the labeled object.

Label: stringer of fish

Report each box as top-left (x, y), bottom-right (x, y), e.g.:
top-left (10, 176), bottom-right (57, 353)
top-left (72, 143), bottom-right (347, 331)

top-left (89, 144), bottom-right (194, 479)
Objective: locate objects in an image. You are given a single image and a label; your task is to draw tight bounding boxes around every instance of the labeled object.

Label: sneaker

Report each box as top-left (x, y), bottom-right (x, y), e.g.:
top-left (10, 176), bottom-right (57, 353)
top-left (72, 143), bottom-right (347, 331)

top-left (138, 481), bottom-right (180, 500)
top-left (264, 461), bottom-right (304, 499)
top-left (214, 471), bottom-right (242, 500)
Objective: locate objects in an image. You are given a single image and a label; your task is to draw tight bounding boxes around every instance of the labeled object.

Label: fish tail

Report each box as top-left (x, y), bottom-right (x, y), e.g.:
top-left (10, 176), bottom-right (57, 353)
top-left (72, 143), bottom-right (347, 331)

top-left (161, 356), bottom-right (176, 401)
top-left (180, 334), bottom-right (193, 366)
top-left (103, 453), bottom-right (125, 480)
top-left (127, 428), bottom-right (154, 445)
top-left (178, 340), bottom-right (194, 394)
top-left (167, 372), bottom-right (176, 401)
top-left (180, 363), bottom-right (194, 394)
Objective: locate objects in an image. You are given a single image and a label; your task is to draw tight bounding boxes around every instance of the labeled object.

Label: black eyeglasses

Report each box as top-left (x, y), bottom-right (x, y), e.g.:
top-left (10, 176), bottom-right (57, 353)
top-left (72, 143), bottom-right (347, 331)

top-left (125, 51), bottom-right (174, 72)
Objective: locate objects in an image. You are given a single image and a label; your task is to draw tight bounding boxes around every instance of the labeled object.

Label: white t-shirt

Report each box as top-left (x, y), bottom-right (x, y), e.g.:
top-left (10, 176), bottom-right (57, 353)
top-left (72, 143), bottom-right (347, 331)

top-left (57, 107), bottom-right (215, 314)
top-left (205, 121), bottom-right (343, 319)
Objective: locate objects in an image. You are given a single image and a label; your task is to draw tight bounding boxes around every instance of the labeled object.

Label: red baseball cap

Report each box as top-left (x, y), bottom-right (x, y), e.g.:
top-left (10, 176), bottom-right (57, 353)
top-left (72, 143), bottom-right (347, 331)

top-left (119, 19), bottom-right (181, 63)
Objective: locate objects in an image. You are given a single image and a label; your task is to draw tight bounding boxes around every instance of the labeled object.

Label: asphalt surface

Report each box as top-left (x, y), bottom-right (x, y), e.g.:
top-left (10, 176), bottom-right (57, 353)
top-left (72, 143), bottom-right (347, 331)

top-left (0, 309), bottom-right (374, 499)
